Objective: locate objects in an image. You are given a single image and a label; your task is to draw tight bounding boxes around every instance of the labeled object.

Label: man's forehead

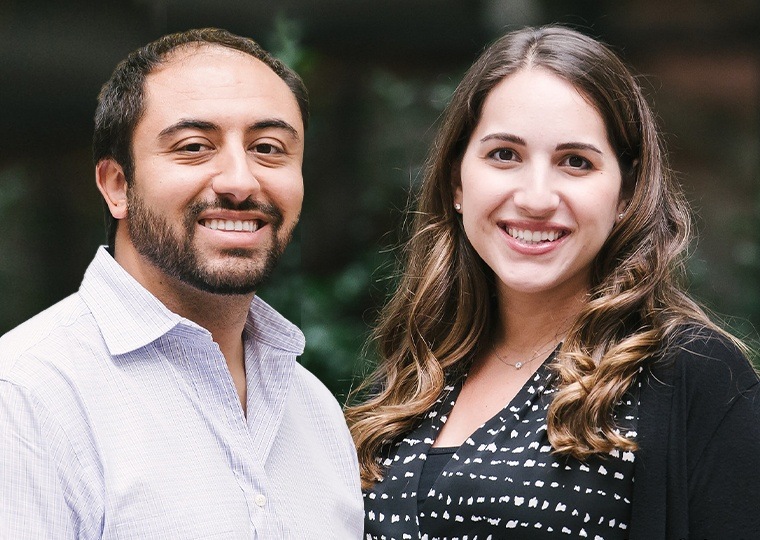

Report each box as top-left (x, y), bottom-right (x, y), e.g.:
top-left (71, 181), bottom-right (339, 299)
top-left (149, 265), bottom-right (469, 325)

top-left (133, 42), bottom-right (304, 138)
top-left (139, 43), bottom-right (296, 113)
top-left (147, 43), bottom-right (269, 80)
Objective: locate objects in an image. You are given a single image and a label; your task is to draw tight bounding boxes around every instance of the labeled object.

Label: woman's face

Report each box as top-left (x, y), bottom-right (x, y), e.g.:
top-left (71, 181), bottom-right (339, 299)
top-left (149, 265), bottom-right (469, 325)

top-left (454, 67), bottom-right (626, 305)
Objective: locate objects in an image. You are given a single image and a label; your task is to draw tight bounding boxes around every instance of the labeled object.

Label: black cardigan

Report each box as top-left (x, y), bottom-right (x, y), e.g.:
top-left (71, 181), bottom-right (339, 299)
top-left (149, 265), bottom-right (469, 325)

top-left (629, 328), bottom-right (760, 539)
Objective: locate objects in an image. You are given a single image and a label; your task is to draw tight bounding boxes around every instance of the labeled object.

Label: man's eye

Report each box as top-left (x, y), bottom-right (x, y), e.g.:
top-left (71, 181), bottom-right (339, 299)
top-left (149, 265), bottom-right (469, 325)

top-left (180, 143), bottom-right (206, 153)
top-left (254, 143), bottom-right (280, 154)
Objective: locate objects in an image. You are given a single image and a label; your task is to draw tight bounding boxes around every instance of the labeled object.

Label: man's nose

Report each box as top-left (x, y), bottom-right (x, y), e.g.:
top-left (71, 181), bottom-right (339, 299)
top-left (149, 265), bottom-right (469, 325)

top-left (211, 147), bottom-right (260, 202)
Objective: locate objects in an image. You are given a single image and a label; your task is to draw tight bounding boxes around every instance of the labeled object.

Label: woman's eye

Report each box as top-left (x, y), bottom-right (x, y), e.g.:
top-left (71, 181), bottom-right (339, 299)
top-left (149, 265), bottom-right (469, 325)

top-left (490, 148), bottom-right (516, 162)
top-left (564, 155), bottom-right (591, 169)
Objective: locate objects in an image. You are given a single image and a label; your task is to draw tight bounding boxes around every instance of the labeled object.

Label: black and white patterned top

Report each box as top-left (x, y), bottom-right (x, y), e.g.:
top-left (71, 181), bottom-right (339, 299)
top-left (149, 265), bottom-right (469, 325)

top-left (364, 355), bottom-right (640, 539)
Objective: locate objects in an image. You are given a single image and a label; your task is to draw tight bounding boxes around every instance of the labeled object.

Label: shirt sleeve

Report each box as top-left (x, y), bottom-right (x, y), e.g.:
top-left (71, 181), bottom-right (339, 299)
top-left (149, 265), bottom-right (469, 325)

top-left (0, 380), bottom-right (103, 539)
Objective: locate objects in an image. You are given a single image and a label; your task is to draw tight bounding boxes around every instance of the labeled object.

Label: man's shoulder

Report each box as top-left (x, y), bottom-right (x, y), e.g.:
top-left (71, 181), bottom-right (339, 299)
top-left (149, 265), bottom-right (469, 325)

top-left (290, 362), bottom-right (343, 411)
top-left (286, 362), bottom-right (358, 470)
top-left (0, 292), bottom-right (96, 383)
top-left (246, 296), bottom-right (305, 355)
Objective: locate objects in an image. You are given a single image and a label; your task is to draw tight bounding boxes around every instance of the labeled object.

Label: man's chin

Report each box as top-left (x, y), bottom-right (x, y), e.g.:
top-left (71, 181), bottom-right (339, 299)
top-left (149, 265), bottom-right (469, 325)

top-left (177, 236), bottom-right (286, 296)
top-left (183, 260), bottom-right (275, 296)
top-left (189, 281), bottom-right (259, 296)
top-left (218, 247), bottom-right (257, 258)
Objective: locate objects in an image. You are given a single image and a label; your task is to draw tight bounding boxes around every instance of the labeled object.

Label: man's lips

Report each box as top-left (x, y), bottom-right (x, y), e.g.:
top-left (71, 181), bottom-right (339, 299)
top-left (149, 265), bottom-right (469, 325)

top-left (189, 197), bottom-right (283, 234)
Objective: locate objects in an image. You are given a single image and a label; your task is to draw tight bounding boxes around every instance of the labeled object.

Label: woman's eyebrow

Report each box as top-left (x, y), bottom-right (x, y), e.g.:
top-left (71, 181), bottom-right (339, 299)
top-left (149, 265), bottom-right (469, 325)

top-left (555, 142), bottom-right (603, 155)
top-left (479, 132), bottom-right (526, 145)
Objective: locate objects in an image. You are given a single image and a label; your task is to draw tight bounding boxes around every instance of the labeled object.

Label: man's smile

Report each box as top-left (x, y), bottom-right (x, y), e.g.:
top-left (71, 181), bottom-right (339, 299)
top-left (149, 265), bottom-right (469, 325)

top-left (199, 218), bottom-right (262, 232)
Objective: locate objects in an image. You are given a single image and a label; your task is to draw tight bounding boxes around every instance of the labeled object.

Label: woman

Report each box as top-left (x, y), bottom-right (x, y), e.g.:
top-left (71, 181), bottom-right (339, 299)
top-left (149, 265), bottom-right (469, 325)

top-left (346, 25), bottom-right (760, 539)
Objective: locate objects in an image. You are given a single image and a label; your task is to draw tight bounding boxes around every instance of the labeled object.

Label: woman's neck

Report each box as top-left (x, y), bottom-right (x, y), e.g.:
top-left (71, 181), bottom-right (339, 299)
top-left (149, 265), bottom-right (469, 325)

top-left (495, 287), bottom-right (586, 353)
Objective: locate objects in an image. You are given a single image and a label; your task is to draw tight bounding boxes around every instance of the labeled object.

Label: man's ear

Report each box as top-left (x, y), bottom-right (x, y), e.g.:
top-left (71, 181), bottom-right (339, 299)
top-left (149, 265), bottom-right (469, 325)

top-left (96, 159), bottom-right (128, 219)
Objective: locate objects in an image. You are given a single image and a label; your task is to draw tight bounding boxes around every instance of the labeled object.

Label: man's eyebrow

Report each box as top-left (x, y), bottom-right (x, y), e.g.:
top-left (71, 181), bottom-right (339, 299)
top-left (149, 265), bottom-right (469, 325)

top-left (156, 118), bottom-right (301, 142)
top-left (555, 142), bottom-right (603, 155)
top-left (248, 119), bottom-right (301, 141)
top-left (157, 120), bottom-right (220, 140)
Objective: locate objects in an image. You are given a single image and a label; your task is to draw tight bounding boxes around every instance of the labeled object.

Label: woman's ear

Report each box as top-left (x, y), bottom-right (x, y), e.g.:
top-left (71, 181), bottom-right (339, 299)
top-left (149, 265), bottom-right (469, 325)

top-left (617, 197), bottom-right (630, 217)
top-left (96, 159), bottom-right (128, 219)
top-left (452, 160), bottom-right (463, 212)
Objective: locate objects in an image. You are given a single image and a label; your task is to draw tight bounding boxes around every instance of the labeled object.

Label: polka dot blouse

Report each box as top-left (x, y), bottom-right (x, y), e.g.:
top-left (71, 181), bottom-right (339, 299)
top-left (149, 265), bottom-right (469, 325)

top-left (364, 354), bottom-right (640, 539)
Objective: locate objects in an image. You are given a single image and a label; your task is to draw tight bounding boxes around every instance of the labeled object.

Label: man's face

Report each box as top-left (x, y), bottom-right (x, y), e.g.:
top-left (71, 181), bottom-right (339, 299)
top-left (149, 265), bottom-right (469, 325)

top-left (122, 44), bottom-right (304, 296)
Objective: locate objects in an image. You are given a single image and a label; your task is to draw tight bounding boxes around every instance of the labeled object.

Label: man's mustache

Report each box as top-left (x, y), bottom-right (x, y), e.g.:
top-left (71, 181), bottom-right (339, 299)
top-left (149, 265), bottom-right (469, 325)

top-left (187, 197), bottom-right (284, 227)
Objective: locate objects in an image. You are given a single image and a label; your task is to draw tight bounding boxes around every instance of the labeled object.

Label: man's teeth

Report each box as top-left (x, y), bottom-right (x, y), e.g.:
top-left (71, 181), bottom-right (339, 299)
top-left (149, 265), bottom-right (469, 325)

top-left (201, 219), bottom-right (259, 232)
top-left (507, 227), bottom-right (562, 244)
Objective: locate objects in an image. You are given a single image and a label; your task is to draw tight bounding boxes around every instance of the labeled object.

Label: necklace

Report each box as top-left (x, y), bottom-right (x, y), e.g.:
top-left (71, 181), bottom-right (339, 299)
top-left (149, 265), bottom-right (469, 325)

top-left (492, 340), bottom-right (558, 370)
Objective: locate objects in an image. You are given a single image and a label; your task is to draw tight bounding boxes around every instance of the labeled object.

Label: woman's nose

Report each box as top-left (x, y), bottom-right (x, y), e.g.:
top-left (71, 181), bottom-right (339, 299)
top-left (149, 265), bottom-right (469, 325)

top-left (512, 166), bottom-right (561, 217)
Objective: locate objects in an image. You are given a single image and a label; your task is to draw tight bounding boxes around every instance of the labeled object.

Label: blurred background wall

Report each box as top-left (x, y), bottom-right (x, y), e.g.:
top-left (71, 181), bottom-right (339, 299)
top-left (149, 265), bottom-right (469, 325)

top-left (1, 0), bottom-right (758, 399)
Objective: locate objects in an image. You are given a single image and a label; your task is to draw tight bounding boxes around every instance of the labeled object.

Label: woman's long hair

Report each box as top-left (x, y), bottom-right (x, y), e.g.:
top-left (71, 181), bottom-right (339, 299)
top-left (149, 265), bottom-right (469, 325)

top-left (345, 25), bottom-right (730, 489)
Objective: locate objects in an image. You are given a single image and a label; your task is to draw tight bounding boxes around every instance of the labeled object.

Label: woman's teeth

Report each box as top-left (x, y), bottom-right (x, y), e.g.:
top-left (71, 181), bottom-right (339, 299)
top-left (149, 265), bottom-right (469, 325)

top-left (507, 228), bottom-right (563, 244)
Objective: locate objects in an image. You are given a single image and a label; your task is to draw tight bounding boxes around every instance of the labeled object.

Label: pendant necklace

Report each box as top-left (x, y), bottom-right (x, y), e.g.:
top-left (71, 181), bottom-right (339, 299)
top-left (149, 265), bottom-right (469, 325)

top-left (492, 340), bottom-right (558, 370)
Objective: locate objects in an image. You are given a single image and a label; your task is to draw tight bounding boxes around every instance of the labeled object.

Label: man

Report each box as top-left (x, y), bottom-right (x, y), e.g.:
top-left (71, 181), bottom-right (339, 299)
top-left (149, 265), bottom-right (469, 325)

top-left (0, 28), bottom-right (363, 538)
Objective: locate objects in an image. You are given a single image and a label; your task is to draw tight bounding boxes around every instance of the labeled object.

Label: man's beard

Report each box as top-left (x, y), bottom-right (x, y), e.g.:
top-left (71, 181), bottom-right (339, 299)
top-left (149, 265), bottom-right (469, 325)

top-left (126, 191), bottom-right (293, 296)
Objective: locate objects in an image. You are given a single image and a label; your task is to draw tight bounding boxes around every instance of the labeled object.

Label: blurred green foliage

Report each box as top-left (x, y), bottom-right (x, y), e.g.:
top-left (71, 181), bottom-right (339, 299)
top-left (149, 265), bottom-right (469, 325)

top-left (259, 17), bottom-right (463, 400)
top-left (0, 166), bottom-right (42, 332)
top-left (259, 240), bottom-right (388, 401)
top-left (725, 191), bottom-right (760, 363)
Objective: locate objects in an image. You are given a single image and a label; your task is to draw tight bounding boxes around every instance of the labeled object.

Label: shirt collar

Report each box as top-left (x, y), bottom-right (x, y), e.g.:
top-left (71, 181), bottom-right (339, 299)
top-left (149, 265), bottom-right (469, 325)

top-left (79, 247), bottom-right (185, 355)
top-left (80, 247), bottom-right (305, 357)
top-left (244, 296), bottom-right (305, 356)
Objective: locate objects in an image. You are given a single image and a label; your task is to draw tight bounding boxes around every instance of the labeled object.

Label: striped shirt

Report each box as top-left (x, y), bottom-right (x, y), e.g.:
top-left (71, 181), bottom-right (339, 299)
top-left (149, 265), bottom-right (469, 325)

top-left (0, 247), bottom-right (363, 539)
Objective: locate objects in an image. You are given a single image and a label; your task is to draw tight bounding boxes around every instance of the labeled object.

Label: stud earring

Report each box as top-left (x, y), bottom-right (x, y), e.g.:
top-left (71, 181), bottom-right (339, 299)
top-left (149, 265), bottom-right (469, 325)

top-left (618, 213), bottom-right (625, 221)
top-left (454, 203), bottom-right (462, 211)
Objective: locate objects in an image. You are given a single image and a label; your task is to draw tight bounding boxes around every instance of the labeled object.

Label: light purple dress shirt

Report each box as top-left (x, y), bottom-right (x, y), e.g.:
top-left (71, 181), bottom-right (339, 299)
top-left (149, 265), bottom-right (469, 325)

top-left (0, 246), bottom-right (363, 539)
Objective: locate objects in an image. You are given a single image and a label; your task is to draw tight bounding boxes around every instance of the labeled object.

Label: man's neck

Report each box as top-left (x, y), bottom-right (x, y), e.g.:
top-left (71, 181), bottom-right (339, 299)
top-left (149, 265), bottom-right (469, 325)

top-left (149, 276), bottom-right (252, 362)
top-left (145, 278), bottom-right (253, 415)
top-left (111, 243), bottom-right (253, 411)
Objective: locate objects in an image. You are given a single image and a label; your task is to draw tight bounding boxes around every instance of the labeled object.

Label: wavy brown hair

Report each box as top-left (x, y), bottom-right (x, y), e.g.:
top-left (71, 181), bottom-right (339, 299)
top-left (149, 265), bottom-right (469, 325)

top-left (345, 25), bottom-right (732, 489)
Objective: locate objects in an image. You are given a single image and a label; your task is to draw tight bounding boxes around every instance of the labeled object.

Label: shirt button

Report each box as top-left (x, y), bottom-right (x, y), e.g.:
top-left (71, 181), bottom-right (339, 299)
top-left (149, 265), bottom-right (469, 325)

top-left (254, 494), bottom-right (267, 507)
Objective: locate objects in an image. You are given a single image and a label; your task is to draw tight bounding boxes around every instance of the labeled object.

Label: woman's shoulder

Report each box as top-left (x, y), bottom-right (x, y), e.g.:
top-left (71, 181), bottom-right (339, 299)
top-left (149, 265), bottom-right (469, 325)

top-left (653, 323), bottom-right (758, 401)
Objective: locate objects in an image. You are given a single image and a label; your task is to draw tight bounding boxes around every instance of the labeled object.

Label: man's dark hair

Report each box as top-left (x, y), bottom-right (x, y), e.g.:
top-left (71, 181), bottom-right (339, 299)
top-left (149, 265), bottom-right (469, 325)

top-left (93, 27), bottom-right (309, 248)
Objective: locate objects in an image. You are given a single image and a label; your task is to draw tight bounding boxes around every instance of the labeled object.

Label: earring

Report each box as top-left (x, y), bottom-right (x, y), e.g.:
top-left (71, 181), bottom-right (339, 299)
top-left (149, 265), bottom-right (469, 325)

top-left (454, 203), bottom-right (462, 211)
top-left (618, 213), bottom-right (625, 221)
